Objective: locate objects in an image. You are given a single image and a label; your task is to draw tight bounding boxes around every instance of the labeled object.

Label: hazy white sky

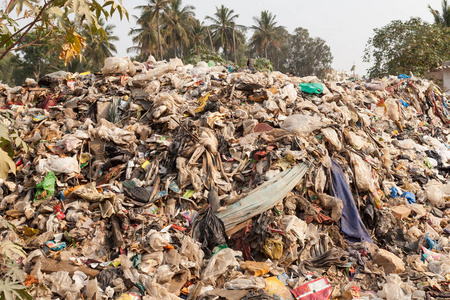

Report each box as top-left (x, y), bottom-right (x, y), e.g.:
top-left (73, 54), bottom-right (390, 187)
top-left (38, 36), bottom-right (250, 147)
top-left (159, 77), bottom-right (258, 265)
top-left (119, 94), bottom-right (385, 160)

top-left (111, 0), bottom-right (442, 75)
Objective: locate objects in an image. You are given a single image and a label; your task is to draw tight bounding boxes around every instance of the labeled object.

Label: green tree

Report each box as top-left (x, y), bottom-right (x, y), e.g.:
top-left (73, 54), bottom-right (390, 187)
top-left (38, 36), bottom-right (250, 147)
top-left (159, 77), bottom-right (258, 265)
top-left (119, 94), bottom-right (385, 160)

top-left (163, 0), bottom-right (195, 58)
top-left (12, 32), bottom-right (65, 81)
top-left (206, 5), bottom-right (246, 61)
top-left (127, 11), bottom-right (159, 61)
top-left (363, 18), bottom-right (450, 77)
top-left (139, 0), bottom-right (170, 60)
top-left (0, 0), bottom-right (128, 64)
top-left (429, 0), bottom-right (450, 27)
top-left (282, 27), bottom-right (333, 78)
top-left (0, 53), bottom-right (21, 85)
top-left (189, 19), bottom-right (209, 55)
top-left (82, 19), bottom-right (118, 71)
top-left (249, 11), bottom-right (285, 59)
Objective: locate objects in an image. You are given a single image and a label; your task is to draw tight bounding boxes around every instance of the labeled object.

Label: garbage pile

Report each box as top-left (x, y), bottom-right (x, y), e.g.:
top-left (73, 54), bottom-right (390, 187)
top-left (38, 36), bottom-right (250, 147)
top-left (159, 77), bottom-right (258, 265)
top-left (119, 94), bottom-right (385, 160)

top-left (2, 56), bottom-right (450, 299)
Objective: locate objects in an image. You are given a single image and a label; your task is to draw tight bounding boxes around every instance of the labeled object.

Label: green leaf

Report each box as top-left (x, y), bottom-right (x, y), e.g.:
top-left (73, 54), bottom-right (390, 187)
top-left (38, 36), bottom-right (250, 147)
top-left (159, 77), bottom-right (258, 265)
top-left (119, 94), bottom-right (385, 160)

top-left (0, 241), bottom-right (26, 259)
top-left (0, 278), bottom-right (31, 300)
top-left (0, 148), bottom-right (16, 180)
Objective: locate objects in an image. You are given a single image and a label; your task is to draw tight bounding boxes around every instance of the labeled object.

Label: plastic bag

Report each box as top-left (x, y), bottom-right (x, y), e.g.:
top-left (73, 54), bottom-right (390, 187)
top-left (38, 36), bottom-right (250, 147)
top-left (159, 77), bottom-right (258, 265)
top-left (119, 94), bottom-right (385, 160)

top-left (264, 276), bottom-right (293, 300)
top-left (281, 114), bottom-right (326, 135)
top-left (34, 171), bottom-right (56, 201)
top-left (201, 248), bottom-right (240, 280)
top-left (318, 193), bottom-right (343, 222)
top-left (377, 274), bottom-right (412, 300)
top-left (281, 83), bottom-right (297, 104)
top-left (426, 180), bottom-right (445, 208)
top-left (321, 127), bottom-right (342, 150)
top-left (101, 57), bottom-right (136, 75)
top-left (350, 153), bottom-right (376, 193)
top-left (428, 259), bottom-right (450, 277)
top-left (36, 155), bottom-right (79, 174)
top-left (148, 231), bottom-right (170, 251)
top-left (282, 215), bottom-right (307, 244)
top-left (263, 236), bottom-right (283, 260)
top-left (46, 271), bottom-right (84, 298)
top-left (299, 82), bottom-right (323, 94)
top-left (224, 275), bottom-right (266, 290)
top-left (197, 207), bottom-right (228, 257)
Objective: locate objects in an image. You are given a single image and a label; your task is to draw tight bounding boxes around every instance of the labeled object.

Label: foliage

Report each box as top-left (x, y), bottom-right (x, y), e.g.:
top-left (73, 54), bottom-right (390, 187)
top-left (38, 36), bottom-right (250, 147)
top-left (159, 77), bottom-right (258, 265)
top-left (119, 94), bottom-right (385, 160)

top-left (183, 44), bottom-right (226, 66)
top-left (0, 0), bottom-right (128, 64)
top-left (0, 53), bottom-right (22, 86)
top-left (277, 27), bottom-right (332, 78)
top-left (162, 0), bottom-right (196, 58)
top-left (12, 32), bottom-right (65, 80)
top-left (0, 123), bottom-right (28, 180)
top-left (254, 58), bottom-right (273, 72)
top-left (0, 218), bottom-right (31, 300)
top-left (363, 18), bottom-right (450, 78)
top-left (205, 5), bottom-right (246, 62)
top-left (81, 18), bottom-right (118, 71)
top-left (429, 0), bottom-right (450, 27)
top-left (249, 11), bottom-right (285, 59)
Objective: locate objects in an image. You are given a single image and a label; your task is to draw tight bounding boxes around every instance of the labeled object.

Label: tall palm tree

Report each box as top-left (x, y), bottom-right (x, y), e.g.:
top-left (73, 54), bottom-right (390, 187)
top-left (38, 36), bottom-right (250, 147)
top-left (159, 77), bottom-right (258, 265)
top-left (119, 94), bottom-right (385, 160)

top-left (136, 0), bottom-right (170, 60)
top-left (82, 19), bottom-right (118, 71)
top-left (190, 19), bottom-right (209, 54)
top-left (206, 5), bottom-right (245, 60)
top-left (163, 0), bottom-right (195, 57)
top-left (250, 11), bottom-right (285, 59)
top-left (429, 0), bottom-right (450, 27)
top-left (127, 13), bottom-right (160, 60)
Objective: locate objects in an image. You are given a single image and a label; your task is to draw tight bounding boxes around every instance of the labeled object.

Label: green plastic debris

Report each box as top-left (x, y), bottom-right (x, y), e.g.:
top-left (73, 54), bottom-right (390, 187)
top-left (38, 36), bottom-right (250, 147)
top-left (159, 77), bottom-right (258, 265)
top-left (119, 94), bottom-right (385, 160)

top-left (299, 83), bottom-right (324, 94)
top-left (34, 171), bottom-right (56, 201)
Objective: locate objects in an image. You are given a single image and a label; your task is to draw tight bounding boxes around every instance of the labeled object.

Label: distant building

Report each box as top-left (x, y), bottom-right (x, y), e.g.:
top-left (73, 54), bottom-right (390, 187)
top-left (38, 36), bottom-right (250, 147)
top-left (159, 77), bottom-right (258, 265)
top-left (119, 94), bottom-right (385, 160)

top-left (427, 61), bottom-right (450, 93)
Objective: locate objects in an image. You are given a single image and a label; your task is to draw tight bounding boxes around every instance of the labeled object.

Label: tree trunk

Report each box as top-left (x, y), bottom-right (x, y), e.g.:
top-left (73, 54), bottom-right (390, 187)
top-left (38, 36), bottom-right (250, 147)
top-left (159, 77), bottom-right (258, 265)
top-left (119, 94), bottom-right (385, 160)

top-left (174, 40), bottom-right (177, 57)
top-left (265, 45), bottom-right (268, 60)
top-left (207, 27), bottom-right (214, 52)
top-left (232, 24), bottom-right (237, 64)
top-left (157, 12), bottom-right (163, 61)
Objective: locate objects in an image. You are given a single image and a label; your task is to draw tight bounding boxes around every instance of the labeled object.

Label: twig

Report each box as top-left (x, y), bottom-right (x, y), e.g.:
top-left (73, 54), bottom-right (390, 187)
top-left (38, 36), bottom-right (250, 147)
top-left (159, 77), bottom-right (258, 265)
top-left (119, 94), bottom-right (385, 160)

top-left (170, 116), bottom-right (200, 142)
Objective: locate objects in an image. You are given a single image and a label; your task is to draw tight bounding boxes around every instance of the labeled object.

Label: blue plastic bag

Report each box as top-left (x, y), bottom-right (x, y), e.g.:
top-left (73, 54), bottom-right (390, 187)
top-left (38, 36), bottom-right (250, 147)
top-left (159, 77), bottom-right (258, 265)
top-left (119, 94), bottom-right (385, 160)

top-left (401, 191), bottom-right (416, 204)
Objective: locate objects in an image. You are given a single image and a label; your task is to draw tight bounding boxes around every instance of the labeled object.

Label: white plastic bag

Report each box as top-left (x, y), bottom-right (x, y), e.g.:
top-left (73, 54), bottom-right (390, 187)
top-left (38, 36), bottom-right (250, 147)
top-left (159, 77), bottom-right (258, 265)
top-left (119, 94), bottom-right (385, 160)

top-left (202, 248), bottom-right (240, 280)
top-left (350, 153), bottom-right (376, 193)
top-left (426, 180), bottom-right (445, 208)
top-left (224, 276), bottom-right (266, 290)
top-left (321, 127), bottom-right (342, 150)
top-left (101, 57), bottom-right (136, 75)
top-left (281, 114), bottom-right (326, 135)
top-left (282, 215), bottom-right (307, 243)
top-left (36, 155), bottom-right (79, 174)
top-left (377, 274), bottom-right (412, 300)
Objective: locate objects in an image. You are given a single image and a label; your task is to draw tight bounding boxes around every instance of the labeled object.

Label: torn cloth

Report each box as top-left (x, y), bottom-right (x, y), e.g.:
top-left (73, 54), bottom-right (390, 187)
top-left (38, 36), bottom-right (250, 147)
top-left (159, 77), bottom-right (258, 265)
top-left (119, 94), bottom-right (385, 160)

top-left (330, 160), bottom-right (373, 243)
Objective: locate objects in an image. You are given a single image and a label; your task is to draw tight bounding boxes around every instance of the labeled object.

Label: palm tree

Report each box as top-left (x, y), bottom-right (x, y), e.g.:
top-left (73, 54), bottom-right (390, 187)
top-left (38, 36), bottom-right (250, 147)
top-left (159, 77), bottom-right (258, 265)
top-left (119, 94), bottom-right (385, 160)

top-left (135, 0), bottom-right (170, 60)
top-left (429, 0), bottom-right (450, 27)
top-left (127, 13), bottom-right (160, 60)
top-left (206, 5), bottom-right (245, 60)
top-left (163, 0), bottom-right (195, 57)
top-left (250, 11), bottom-right (285, 59)
top-left (190, 19), bottom-right (209, 54)
top-left (82, 19), bottom-right (118, 71)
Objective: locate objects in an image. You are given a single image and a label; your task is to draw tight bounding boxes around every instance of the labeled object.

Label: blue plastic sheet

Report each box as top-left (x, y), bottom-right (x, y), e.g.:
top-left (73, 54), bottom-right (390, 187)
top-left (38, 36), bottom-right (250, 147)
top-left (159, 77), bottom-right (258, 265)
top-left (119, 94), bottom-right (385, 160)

top-left (401, 191), bottom-right (416, 204)
top-left (399, 100), bottom-right (409, 108)
top-left (330, 160), bottom-right (373, 243)
top-left (390, 187), bottom-right (399, 198)
top-left (398, 74), bottom-right (411, 79)
top-left (391, 187), bottom-right (416, 204)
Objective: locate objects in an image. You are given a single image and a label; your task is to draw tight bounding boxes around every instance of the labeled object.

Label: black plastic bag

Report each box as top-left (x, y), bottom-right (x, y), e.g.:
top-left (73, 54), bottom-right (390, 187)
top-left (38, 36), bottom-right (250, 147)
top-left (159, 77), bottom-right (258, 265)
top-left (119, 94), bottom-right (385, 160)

top-left (198, 207), bottom-right (228, 258)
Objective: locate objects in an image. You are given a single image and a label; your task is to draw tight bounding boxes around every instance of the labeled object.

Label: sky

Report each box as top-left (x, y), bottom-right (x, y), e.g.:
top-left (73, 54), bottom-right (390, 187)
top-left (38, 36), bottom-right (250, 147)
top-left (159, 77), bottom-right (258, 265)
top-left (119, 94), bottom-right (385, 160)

top-left (111, 0), bottom-right (443, 75)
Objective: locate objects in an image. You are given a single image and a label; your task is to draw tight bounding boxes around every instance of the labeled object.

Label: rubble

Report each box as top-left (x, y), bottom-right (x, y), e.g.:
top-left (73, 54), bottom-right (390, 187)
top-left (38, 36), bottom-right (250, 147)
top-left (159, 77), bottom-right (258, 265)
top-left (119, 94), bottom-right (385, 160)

top-left (2, 56), bottom-right (450, 299)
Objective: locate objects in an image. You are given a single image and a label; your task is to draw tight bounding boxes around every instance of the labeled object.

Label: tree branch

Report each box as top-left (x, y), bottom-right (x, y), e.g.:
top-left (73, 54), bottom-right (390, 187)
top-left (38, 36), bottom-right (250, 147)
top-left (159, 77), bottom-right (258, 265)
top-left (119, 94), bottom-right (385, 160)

top-left (0, 0), bottom-right (56, 61)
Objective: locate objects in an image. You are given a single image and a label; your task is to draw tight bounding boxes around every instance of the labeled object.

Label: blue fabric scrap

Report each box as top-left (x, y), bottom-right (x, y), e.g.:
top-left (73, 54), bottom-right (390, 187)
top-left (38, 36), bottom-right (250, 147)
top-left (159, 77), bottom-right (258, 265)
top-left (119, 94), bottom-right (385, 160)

top-left (330, 160), bottom-right (373, 243)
